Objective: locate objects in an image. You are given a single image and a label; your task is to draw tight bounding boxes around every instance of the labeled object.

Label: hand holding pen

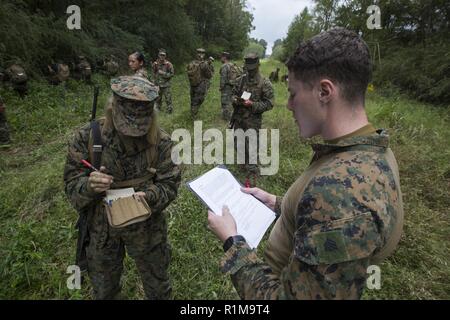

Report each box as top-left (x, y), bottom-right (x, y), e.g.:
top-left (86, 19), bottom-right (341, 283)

top-left (82, 160), bottom-right (114, 194)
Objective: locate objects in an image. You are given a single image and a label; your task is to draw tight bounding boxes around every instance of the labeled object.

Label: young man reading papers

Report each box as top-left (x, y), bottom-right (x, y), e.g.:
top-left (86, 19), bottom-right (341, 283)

top-left (207, 28), bottom-right (404, 300)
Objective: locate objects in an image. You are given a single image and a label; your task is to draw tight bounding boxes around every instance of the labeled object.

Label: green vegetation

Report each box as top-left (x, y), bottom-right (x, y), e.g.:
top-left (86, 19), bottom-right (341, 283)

top-left (271, 0), bottom-right (450, 105)
top-left (0, 0), bottom-right (253, 72)
top-left (0, 59), bottom-right (448, 299)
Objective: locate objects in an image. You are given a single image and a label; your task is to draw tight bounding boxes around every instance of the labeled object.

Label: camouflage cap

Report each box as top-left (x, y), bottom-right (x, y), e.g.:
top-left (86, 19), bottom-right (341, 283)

top-left (110, 76), bottom-right (159, 136)
top-left (197, 48), bottom-right (206, 54)
top-left (244, 53), bottom-right (260, 70)
top-left (110, 76), bottom-right (159, 102)
top-left (158, 49), bottom-right (167, 56)
top-left (221, 52), bottom-right (231, 59)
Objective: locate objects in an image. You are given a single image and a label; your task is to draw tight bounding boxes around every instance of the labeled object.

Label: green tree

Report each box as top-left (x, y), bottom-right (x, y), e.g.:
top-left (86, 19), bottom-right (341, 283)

top-left (283, 8), bottom-right (316, 59)
top-left (242, 41), bottom-right (266, 59)
top-left (185, 0), bottom-right (253, 58)
top-left (312, 0), bottom-right (338, 31)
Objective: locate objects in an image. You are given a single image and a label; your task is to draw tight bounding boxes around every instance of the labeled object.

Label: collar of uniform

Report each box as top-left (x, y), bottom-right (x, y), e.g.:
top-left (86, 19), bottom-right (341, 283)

top-left (311, 129), bottom-right (389, 160)
top-left (325, 123), bottom-right (376, 144)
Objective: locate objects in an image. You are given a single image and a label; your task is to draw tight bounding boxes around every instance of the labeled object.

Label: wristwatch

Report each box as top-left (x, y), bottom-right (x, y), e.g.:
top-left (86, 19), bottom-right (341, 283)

top-left (223, 235), bottom-right (246, 252)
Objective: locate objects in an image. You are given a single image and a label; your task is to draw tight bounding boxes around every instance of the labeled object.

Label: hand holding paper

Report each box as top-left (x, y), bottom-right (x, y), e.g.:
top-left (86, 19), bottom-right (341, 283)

top-left (207, 206), bottom-right (238, 243)
top-left (188, 167), bottom-right (276, 248)
top-left (240, 187), bottom-right (277, 211)
top-left (243, 100), bottom-right (253, 107)
top-left (240, 91), bottom-right (253, 107)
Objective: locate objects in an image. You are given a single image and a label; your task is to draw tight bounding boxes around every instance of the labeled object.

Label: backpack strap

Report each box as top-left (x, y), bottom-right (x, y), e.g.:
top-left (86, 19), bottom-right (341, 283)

top-left (112, 173), bottom-right (156, 188)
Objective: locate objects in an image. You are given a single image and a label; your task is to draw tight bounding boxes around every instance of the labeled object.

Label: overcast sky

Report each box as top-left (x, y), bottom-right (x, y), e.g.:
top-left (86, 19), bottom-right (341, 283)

top-left (246, 0), bottom-right (313, 55)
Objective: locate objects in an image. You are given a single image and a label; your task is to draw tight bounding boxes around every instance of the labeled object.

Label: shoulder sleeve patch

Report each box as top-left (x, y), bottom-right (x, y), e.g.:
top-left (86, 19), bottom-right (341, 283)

top-left (295, 212), bottom-right (381, 265)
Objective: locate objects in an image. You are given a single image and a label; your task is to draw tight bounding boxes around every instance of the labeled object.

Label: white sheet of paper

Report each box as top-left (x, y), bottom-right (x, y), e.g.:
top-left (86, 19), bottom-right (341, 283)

top-left (188, 167), bottom-right (276, 248)
top-left (241, 91), bottom-right (251, 100)
top-left (105, 188), bottom-right (135, 202)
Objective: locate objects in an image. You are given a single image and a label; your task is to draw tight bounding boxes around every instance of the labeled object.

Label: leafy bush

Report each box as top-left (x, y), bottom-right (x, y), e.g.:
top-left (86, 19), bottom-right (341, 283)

top-left (373, 41), bottom-right (450, 105)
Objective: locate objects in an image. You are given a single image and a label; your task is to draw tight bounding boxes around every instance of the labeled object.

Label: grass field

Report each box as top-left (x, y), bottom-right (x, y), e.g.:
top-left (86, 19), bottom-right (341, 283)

top-left (0, 59), bottom-right (449, 299)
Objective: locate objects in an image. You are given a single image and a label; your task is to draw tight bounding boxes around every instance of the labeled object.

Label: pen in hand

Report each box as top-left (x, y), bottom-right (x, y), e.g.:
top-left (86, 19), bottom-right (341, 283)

top-left (82, 160), bottom-right (114, 193)
top-left (81, 159), bottom-right (99, 172)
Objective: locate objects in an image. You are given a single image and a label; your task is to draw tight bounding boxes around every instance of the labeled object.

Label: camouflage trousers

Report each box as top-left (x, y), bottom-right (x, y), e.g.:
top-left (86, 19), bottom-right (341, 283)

top-left (220, 86), bottom-right (233, 121)
top-left (155, 86), bottom-right (173, 113)
top-left (232, 115), bottom-right (262, 175)
top-left (86, 209), bottom-right (171, 300)
top-left (0, 112), bottom-right (11, 144)
top-left (190, 80), bottom-right (209, 117)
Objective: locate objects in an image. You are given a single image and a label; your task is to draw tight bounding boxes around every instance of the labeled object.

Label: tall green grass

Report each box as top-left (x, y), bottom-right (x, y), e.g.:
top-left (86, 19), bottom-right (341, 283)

top-left (0, 60), bottom-right (448, 299)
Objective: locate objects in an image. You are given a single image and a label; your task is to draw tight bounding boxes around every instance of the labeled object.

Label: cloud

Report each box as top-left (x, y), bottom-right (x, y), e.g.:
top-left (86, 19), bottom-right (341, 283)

top-left (247, 0), bottom-right (313, 54)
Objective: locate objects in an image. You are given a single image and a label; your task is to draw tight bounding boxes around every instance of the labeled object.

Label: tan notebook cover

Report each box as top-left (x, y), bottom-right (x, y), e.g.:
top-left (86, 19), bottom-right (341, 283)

top-left (105, 195), bottom-right (152, 228)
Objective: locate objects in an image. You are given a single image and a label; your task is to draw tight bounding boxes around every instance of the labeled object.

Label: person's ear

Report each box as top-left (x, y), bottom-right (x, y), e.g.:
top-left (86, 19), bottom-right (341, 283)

top-left (318, 79), bottom-right (334, 103)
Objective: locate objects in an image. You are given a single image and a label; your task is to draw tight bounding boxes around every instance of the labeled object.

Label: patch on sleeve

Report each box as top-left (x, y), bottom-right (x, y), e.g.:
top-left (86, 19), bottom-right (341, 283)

top-left (295, 212), bottom-right (381, 265)
top-left (313, 230), bottom-right (348, 263)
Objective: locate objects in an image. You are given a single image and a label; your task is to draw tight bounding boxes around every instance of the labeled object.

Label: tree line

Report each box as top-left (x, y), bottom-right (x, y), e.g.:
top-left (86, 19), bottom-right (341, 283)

top-left (0, 0), bottom-right (253, 76)
top-left (272, 0), bottom-right (450, 105)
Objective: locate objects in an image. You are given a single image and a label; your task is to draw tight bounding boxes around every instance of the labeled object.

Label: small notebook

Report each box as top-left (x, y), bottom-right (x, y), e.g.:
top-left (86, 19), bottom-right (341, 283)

top-left (104, 188), bottom-right (152, 228)
top-left (241, 91), bottom-right (252, 100)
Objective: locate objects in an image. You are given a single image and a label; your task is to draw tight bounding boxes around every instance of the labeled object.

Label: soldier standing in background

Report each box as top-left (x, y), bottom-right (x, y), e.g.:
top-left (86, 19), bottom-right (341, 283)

top-left (207, 28), bottom-right (404, 300)
top-left (104, 55), bottom-right (119, 77)
top-left (152, 49), bottom-right (174, 113)
top-left (206, 56), bottom-right (215, 92)
top-left (76, 56), bottom-right (92, 83)
top-left (186, 48), bottom-right (214, 118)
top-left (47, 62), bottom-right (70, 85)
top-left (230, 53), bottom-right (274, 175)
top-left (5, 63), bottom-right (28, 97)
top-left (0, 96), bottom-right (11, 147)
top-left (63, 76), bottom-right (181, 299)
top-left (219, 52), bottom-right (238, 121)
top-left (129, 52), bottom-right (149, 80)
top-left (269, 68), bottom-right (280, 82)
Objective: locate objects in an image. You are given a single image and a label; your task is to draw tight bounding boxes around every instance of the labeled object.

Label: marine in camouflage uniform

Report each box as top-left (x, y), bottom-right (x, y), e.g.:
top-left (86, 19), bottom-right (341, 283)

top-left (219, 52), bottom-right (234, 121)
top-left (152, 50), bottom-right (174, 113)
top-left (47, 63), bottom-right (70, 85)
top-left (76, 56), bottom-right (92, 83)
top-left (0, 96), bottom-right (11, 146)
top-left (187, 48), bottom-right (214, 118)
top-left (5, 64), bottom-right (28, 97)
top-left (220, 128), bottom-right (404, 299)
top-left (63, 76), bottom-right (181, 300)
top-left (213, 28), bottom-right (405, 300)
top-left (206, 57), bottom-right (215, 91)
top-left (231, 53), bottom-right (274, 175)
top-left (104, 56), bottom-right (119, 77)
